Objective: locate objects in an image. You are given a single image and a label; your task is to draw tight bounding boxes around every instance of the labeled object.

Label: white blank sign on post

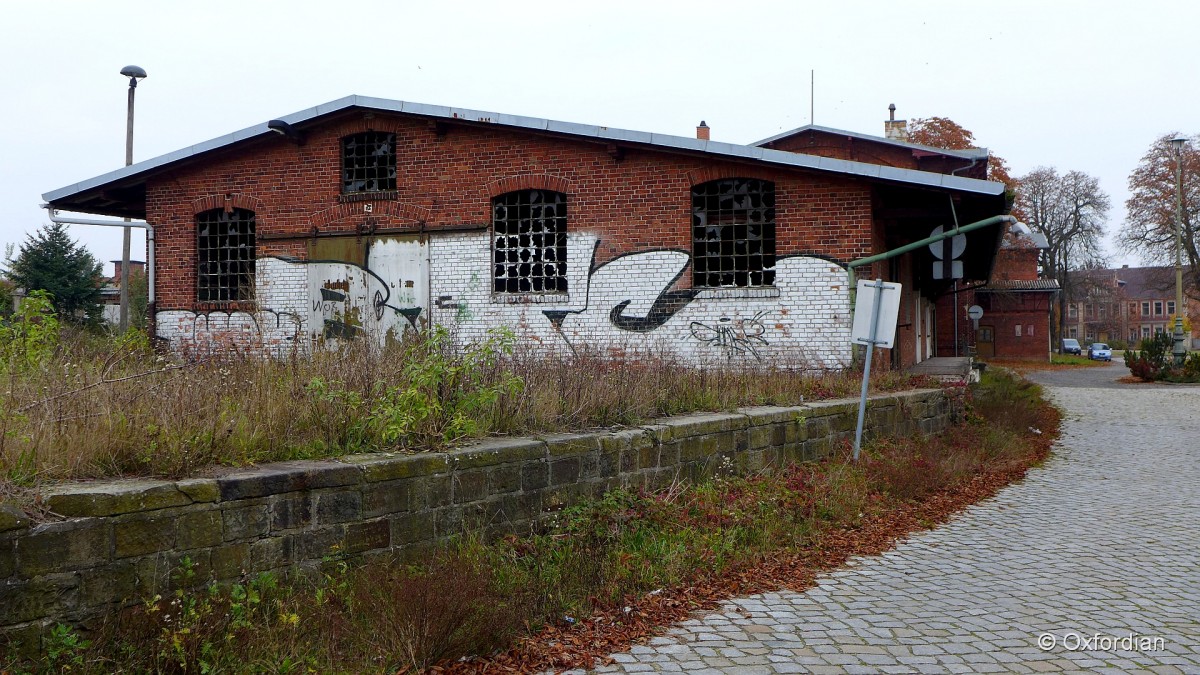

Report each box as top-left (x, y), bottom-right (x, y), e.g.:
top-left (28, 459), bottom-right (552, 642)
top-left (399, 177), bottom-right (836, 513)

top-left (851, 279), bottom-right (902, 348)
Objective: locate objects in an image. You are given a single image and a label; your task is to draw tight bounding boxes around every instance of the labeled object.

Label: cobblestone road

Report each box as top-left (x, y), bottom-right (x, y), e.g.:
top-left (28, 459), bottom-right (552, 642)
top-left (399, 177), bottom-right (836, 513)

top-left (579, 362), bottom-right (1200, 674)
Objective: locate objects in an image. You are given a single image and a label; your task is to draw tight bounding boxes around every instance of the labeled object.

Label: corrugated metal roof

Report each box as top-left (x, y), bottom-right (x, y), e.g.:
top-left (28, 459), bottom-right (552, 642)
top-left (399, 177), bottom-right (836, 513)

top-left (980, 279), bottom-right (1061, 291)
top-left (751, 124), bottom-right (990, 161)
top-left (44, 95), bottom-right (1005, 207)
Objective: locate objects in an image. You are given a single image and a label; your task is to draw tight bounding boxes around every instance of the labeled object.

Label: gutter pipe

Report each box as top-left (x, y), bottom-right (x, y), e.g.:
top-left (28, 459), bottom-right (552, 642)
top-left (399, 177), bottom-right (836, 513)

top-left (41, 206), bottom-right (156, 339)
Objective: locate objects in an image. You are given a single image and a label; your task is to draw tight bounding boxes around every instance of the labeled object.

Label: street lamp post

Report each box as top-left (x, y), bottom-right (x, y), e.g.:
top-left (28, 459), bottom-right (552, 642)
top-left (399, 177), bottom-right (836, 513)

top-left (1169, 134), bottom-right (1188, 366)
top-left (118, 65), bottom-right (146, 333)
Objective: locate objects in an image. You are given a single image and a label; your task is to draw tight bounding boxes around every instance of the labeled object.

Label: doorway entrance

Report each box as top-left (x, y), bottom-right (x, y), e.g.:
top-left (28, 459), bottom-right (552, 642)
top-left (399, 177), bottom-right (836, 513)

top-left (977, 325), bottom-right (995, 358)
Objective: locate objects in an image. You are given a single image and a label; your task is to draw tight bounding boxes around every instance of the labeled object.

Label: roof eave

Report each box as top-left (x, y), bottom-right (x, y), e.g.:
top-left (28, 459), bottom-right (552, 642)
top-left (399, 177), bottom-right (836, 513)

top-left (43, 96), bottom-right (1004, 217)
top-left (752, 124), bottom-right (990, 161)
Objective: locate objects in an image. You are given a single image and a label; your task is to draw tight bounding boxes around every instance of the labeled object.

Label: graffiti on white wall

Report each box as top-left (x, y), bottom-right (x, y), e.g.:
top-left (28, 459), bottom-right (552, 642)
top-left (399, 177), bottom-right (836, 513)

top-left (158, 239), bottom-right (428, 352)
top-left (690, 311), bottom-right (770, 360)
top-left (308, 236), bottom-right (427, 342)
top-left (429, 232), bottom-right (852, 368)
top-left (158, 231), bottom-right (852, 368)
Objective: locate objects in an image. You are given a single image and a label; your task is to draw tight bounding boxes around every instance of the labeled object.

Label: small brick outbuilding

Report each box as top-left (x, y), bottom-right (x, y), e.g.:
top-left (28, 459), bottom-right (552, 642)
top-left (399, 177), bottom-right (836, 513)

top-left (934, 229), bottom-right (1058, 360)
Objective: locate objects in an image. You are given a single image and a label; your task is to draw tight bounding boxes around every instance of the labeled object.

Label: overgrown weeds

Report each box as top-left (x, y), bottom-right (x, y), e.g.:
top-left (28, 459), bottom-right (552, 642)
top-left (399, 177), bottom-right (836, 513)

top-left (0, 307), bottom-right (926, 488)
top-left (2, 369), bottom-right (1058, 674)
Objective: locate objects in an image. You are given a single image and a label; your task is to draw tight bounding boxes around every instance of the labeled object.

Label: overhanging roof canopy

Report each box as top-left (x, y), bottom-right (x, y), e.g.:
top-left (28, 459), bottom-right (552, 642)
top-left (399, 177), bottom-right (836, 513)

top-left (44, 95), bottom-right (1006, 220)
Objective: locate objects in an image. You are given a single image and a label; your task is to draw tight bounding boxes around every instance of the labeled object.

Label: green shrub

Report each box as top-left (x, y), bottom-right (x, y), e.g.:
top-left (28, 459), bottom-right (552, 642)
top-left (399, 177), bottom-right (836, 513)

top-left (0, 290), bottom-right (59, 372)
top-left (1125, 332), bottom-right (1200, 382)
top-left (1125, 332), bottom-right (1173, 381)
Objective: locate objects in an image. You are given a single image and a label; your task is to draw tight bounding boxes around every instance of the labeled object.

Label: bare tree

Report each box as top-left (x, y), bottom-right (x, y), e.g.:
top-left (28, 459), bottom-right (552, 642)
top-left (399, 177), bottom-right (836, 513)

top-left (1017, 167), bottom-right (1110, 343)
top-left (1118, 133), bottom-right (1199, 294)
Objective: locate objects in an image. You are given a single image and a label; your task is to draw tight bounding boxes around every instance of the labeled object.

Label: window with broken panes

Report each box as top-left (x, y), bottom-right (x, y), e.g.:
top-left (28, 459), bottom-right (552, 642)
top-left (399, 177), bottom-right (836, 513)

top-left (692, 178), bottom-right (776, 287)
top-left (341, 132), bottom-right (397, 193)
top-left (197, 208), bottom-right (256, 302)
top-left (492, 190), bottom-right (568, 293)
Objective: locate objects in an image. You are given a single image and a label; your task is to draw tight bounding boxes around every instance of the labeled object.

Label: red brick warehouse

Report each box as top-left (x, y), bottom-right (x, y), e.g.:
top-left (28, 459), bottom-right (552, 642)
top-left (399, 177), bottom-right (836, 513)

top-left (44, 97), bottom-right (1011, 369)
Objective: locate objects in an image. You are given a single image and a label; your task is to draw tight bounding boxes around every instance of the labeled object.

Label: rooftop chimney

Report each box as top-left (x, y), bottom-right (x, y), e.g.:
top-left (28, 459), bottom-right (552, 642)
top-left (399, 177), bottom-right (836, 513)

top-left (696, 120), bottom-right (710, 141)
top-left (884, 103), bottom-right (908, 141)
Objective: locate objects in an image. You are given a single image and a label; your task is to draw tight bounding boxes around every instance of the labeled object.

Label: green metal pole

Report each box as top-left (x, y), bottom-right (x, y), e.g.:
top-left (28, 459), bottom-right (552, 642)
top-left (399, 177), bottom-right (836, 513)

top-left (845, 214), bottom-right (1015, 351)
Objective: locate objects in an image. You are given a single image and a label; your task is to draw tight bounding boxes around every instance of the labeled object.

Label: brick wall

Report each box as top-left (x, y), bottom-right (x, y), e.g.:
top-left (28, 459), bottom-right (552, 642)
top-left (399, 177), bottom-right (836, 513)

top-left (991, 246), bottom-right (1040, 282)
top-left (0, 388), bottom-right (957, 651)
top-left (145, 113), bottom-right (875, 366)
top-left (982, 292), bottom-right (1053, 358)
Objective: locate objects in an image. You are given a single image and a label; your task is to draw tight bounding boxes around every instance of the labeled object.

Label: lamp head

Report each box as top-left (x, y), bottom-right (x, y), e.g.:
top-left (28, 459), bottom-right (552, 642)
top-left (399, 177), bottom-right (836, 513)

top-left (1168, 134), bottom-right (1189, 152)
top-left (120, 65), bottom-right (147, 79)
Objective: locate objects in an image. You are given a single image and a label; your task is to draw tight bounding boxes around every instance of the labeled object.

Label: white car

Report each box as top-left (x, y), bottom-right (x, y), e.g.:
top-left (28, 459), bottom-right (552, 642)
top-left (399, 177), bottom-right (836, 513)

top-left (1088, 343), bottom-right (1112, 361)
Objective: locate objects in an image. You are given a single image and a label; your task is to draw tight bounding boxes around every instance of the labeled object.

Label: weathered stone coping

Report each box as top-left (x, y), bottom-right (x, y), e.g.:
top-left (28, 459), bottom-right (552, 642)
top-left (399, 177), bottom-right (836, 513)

top-left (0, 387), bottom-right (955, 649)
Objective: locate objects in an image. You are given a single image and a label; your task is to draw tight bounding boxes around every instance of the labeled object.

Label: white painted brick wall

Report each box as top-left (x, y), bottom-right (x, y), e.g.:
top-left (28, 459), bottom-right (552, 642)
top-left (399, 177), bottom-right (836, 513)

top-left (159, 235), bottom-right (852, 369)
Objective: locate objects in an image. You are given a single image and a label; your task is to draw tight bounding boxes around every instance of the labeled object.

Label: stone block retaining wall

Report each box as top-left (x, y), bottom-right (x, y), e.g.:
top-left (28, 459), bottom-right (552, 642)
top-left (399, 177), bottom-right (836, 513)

top-left (0, 388), bottom-right (956, 647)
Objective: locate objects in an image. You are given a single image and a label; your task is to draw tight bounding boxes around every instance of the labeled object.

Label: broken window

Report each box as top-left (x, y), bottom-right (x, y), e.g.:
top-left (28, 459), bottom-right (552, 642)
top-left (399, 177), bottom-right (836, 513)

top-left (492, 189), bottom-right (568, 293)
top-left (197, 208), bottom-right (256, 302)
top-left (342, 132), bottom-right (397, 193)
top-left (691, 178), bottom-right (776, 288)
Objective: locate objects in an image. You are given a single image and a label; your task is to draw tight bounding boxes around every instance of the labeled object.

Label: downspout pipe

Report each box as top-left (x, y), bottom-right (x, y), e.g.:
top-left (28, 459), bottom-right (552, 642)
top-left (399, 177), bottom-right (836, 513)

top-left (845, 214), bottom-right (1016, 362)
top-left (41, 206), bottom-right (156, 338)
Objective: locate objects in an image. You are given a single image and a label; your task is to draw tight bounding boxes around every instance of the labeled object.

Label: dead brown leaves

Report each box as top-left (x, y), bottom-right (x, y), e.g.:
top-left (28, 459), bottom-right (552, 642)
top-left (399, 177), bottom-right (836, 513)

top-left (438, 418), bottom-right (1057, 674)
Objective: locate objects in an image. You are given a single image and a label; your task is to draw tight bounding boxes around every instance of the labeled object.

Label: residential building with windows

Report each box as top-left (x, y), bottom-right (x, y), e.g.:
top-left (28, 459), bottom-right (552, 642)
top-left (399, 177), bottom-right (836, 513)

top-left (43, 97), bottom-right (1011, 368)
top-left (1060, 265), bottom-right (1197, 348)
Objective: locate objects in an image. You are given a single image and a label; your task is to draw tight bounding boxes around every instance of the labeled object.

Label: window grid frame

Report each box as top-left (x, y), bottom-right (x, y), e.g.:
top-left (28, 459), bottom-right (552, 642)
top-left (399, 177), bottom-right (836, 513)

top-left (691, 178), bottom-right (777, 289)
top-left (341, 132), bottom-right (398, 194)
top-left (197, 207), bottom-right (256, 303)
top-left (491, 189), bottom-right (569, 295)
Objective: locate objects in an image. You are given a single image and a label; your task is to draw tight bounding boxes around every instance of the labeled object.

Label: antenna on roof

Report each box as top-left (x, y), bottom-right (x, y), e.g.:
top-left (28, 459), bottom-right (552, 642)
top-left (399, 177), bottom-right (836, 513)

top-left (810, 70), bottom-right (815, 125)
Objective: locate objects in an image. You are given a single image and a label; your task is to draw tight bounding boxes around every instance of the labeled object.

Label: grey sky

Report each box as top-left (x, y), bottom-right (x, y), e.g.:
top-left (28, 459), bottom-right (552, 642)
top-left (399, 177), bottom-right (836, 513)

top-left (2, 0), bottom-right (1193, 275)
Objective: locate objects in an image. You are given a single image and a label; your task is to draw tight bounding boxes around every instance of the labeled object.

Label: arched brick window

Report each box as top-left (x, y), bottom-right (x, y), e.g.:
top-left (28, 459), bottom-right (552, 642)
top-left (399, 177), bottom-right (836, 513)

top-left (341, 132), bottom-right (397, 193)
top-left (691, 178), bottom-right (776, 288)
top-left (197, 207), bottom-right (256, 302)
top-left (492, 189), bottom-right (568, 293)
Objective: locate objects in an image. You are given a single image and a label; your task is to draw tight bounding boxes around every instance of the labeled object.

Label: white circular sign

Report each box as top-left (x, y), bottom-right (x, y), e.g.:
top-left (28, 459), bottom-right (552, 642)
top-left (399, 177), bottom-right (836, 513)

top-left (967, 305), bottom-right (984, 320)
top-left (929, 226), bottom-right (967, 259)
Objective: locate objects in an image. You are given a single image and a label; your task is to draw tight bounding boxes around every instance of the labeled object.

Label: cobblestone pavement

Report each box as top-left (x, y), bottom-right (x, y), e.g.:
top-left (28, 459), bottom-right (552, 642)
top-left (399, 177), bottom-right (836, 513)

top-left (576, 367), bottom-right (1200, 674)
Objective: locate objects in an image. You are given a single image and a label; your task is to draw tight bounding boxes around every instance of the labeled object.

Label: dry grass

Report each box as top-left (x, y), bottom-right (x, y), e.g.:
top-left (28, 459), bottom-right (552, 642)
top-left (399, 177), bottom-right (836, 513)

top-left (2, 368), bottom-right (1056, 673)
top-left (0, 327), bottom-right (926, 489)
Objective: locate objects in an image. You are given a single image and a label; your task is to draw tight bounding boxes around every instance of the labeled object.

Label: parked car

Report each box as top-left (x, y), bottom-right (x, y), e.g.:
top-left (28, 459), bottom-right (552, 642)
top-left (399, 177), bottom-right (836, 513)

top-left (1088, 342), bottom-right (1112, 361)
top-left (1062, 338), bottom-right (1081, 355)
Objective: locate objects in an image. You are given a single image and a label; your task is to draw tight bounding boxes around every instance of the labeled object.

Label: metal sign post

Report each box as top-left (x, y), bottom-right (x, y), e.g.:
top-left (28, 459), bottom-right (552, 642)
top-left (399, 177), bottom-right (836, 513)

top-left (851, 279), bottom-right (901, 461)
top-left (968, 304), bottom-right (984, 331)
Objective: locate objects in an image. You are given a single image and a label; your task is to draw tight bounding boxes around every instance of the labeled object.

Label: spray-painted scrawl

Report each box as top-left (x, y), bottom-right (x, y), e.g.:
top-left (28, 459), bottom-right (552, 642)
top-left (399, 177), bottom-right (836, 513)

top-left (429, 232), bottom-right (852, 368)
top-left (158, 238), bottom-right (428, 353)
top-left (157, 231), bottom-right (851, 368)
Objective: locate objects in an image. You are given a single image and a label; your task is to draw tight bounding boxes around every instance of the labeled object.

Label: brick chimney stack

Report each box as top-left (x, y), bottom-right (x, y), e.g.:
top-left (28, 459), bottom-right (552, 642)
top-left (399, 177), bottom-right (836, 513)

top-left (696, 120), bottom-right (710, 141)
top-left (884, 104), bottom-right (908, 141)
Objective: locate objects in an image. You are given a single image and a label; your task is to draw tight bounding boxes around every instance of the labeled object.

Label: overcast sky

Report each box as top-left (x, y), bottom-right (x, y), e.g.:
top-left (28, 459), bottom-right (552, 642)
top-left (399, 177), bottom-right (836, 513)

top-left (2, 0), bottom-right (1194, 276)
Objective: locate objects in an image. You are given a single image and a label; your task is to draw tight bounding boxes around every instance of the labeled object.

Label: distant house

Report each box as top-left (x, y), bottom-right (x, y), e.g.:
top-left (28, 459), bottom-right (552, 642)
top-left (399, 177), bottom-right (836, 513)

top-left (99, 260), bottom-right (146, 325)
top-left (43, 97), bottom-right (1010, 368)
top-left (1063, 265), bottom-right (1197, 348)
